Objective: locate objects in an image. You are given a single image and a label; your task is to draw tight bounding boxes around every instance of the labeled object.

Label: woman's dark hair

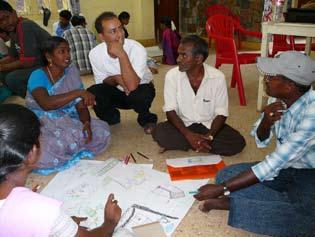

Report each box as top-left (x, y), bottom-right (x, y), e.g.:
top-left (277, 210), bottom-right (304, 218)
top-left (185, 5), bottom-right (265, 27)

top-left (118, 11), bottom-right (130, 21)
top-left (95, 11), bottom-right (117, 34)
top-left (41, 36), bottom-right (68, 66)
top-left (0, 104), bottom-right (40, 183)
top-left (160, 16), bottom-right (172, 28)
top-left (0, 0), bottom-right (14, 12)
top-left (59, 9), bottom-right (72, 21)
top-left (180, 35), bottom-right (209, 62)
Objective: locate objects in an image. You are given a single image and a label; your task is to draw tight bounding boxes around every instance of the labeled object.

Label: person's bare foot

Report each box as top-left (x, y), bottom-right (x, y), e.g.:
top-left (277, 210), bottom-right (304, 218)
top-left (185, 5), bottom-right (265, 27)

top-left (144, 123), bottom-right (156, 134)
top-left (158, 146), bottom-right (166, 153)
top-left (199, 197), bottom-right (230, 212)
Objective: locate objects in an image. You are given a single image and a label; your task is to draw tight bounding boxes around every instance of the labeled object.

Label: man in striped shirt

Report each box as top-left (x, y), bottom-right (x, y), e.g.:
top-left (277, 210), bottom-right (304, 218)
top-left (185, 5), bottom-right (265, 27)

top-left (63, 15), bottom-right (96, 75)
top-left (194, 51), bottom-right (315, 236)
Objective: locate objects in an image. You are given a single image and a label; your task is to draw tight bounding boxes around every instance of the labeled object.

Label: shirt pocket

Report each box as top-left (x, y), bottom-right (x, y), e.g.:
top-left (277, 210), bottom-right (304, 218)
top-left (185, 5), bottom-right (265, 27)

top-left (199, 97), bottom-right (214, 117)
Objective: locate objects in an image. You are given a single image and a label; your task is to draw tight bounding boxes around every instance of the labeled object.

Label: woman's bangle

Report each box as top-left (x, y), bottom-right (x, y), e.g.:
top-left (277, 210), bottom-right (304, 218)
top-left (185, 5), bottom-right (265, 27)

top-left (83, 120), bottom-right (90, 128)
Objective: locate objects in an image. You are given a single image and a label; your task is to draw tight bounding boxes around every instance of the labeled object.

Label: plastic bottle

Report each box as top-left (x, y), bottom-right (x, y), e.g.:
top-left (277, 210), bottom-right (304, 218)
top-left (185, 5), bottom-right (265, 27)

top-left (273, 0), bottom-right (285, 22)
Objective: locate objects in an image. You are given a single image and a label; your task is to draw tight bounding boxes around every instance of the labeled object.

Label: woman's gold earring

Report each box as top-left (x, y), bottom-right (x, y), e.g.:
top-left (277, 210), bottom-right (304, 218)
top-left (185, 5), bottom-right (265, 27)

top-left (48, 59), bottom-right (52, 67)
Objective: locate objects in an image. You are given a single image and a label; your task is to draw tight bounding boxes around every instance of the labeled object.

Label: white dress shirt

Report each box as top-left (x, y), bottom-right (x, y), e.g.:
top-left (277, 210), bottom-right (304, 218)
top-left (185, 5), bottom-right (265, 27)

top-left (89, 39), bottom-right (152, 91)
top-left (163, 63), bottom-right (229, 129)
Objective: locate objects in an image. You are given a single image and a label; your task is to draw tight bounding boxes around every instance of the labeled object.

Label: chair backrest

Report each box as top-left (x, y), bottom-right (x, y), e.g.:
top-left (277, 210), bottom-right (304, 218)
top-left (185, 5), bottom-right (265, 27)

top-left (271, 34), bottom-right (294, 56)
top-left (273, 34), bottom-right (290, 45)
top-left (205, 4), bottom-right (241, 23)
top-left (206, 14), bottom-right (237, 56)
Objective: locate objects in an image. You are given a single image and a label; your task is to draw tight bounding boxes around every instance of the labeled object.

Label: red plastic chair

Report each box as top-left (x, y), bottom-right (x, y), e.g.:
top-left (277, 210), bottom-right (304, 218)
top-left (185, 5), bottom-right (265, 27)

top-left (271, 34), bottom-right (294, 57)
top-left (205, 4), bottom-right (242, 49)
top-left (271, 35), bottom-right (315, 57)
top-left (206, 14), bottom-right (262, 106)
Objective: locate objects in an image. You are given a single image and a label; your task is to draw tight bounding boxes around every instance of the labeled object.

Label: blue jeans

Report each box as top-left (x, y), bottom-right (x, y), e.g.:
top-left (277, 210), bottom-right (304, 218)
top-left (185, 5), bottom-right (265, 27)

top-left (216, 163), bottom-right (315, 237)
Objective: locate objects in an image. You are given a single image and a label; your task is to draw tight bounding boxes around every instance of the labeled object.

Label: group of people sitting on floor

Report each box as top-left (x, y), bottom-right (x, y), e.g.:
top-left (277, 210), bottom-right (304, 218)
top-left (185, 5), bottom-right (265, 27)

top-left (0, 0), bottom-right (315, 236)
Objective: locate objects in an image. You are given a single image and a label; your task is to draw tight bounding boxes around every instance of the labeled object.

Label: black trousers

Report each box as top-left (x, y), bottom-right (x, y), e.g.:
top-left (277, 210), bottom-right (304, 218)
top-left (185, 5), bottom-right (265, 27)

top-left (152, 121), bottom-right (246, 156)
top-left (87, 83), bottom-right (157, 126)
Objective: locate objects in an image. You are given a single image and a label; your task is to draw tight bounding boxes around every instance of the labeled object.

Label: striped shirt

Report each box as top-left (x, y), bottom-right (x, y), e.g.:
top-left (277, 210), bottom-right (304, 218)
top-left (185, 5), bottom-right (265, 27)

top-left (251, 89), bottom-right (315, 181)
top-left (62, 26), bottom-right (97, 75)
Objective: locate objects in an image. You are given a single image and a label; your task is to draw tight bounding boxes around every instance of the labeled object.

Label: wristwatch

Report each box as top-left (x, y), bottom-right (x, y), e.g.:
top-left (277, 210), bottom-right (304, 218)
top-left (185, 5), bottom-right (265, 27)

top-left (221, 182), bottom-right (231, 196)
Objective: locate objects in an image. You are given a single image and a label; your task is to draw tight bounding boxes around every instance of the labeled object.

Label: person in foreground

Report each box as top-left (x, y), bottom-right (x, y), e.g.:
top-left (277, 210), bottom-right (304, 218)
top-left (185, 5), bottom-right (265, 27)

top-left (0, 104), bottom-right (120, 237)
top-left (194, 51), bottom-right (315, 236)
top-left (26, 36), bottom-right (110, 175)
top-left (88, 12), bottom-right (157, 134)
top-left (152, 35), bottom-right (245, 156)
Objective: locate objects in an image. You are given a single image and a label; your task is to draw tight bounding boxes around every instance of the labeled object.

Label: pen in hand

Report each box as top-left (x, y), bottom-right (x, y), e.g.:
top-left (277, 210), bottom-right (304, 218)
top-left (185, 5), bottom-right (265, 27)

top-left (32, 184), bottom-right (41, 192)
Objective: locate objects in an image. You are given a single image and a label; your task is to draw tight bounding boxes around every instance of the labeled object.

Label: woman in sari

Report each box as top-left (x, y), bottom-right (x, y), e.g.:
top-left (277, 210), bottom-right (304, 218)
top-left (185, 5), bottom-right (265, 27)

top-left (160, 16), bottom-right (181, 65)
top-left (26, 36), bottom-right (111, 175)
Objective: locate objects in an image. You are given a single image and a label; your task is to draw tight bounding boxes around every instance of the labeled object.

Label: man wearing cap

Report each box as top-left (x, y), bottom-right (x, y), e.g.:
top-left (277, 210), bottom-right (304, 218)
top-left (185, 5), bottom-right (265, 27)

top-left (194, 51), bottom-right (315, 236)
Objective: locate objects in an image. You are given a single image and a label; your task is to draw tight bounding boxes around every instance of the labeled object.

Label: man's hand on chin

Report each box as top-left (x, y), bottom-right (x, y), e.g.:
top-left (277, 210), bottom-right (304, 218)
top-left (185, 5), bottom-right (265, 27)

top-left (107, 41), bottom-right (125, 58)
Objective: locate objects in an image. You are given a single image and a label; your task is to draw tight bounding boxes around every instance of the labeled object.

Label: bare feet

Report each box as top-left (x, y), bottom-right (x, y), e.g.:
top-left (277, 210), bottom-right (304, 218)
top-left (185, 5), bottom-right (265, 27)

top-left (158, 146), bottom-right (166, 153)
top-left (199, 197), bottom-right (230, 212)
top-left (144, 123), bottom-right (156, 134)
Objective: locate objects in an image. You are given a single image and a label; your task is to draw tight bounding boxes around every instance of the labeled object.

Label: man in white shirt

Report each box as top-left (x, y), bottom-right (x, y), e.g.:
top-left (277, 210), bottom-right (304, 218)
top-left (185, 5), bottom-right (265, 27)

top-left (152, 35), bottom-right (245, 156)
top-left (87, 12), bottom-right (157, 134)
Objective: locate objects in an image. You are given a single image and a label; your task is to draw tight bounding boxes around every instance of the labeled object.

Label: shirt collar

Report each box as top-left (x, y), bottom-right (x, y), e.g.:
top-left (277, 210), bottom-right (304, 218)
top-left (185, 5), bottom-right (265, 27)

top-left (286, 88), bottom-right (312, 115)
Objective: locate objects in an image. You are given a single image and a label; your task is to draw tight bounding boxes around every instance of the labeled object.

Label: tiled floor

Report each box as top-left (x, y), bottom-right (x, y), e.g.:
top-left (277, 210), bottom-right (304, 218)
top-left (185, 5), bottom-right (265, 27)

top-left (8, 51), bottom-right (274, 236)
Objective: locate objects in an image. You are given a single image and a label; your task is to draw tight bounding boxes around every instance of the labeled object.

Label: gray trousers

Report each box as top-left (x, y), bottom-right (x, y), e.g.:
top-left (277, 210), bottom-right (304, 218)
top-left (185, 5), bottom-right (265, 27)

top-left (0, 67), bottom-right (38, 97)
top-left (152, 121), bottom-right (246, 156)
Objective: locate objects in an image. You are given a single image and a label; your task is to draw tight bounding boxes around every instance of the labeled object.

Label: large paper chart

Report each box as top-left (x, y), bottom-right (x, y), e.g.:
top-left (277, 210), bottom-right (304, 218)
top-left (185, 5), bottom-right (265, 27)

top-left (41, 159), bottom-right (208, 236)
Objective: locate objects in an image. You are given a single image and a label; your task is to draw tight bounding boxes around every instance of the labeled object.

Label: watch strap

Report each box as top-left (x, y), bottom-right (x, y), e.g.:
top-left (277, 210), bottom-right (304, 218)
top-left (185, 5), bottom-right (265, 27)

top-left (221, 182), bottom-right (231, 196)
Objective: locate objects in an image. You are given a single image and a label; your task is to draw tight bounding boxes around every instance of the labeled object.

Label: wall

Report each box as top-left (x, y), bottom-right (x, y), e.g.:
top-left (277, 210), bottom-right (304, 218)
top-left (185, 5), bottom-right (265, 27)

top-left (180, 0), bottom-right (264, 40)
top-left (6, 0), bottom-right (155, 41)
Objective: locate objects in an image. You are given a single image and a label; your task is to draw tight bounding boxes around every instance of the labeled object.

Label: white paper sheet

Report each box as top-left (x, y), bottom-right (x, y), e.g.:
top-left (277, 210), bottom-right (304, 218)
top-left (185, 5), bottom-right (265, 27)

top-left (166, 155), bottom-right (222, 168)
top-left (41, 159), bottom-right (208, 236)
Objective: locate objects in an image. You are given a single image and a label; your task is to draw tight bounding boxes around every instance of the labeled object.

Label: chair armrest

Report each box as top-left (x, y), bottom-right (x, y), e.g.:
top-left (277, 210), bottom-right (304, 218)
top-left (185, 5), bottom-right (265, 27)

top-left (237, 27), bottom-right (262, 38)
top-left (208, 33), bottom-right (235, 43)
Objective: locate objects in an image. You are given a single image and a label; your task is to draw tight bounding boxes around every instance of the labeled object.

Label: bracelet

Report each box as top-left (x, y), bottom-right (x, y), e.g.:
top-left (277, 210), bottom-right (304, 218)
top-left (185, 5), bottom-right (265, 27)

top-left (83, 121), bottom-right (90, 127)
top-left (220, 182), bottom-right (231, 196)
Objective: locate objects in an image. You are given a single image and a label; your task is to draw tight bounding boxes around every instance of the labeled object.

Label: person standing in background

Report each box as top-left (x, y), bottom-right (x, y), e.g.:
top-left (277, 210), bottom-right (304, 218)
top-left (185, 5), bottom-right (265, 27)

top-left (118, 11), bottom-right (130, 38)
top-left (160, 16), bottom-right (181, 65)
top-left (53, 9), bottom-right (72, 37)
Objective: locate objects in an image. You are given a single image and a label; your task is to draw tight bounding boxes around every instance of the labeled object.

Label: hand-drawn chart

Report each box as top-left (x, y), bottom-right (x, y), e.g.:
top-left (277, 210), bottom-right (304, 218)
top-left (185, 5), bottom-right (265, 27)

top-left (41, 159), bottom-right (208, 236)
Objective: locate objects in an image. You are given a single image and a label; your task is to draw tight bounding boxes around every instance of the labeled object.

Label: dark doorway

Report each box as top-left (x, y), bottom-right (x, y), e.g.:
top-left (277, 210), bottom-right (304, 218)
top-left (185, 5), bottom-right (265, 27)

top-left (154, 0), bottom-right (179, 43)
